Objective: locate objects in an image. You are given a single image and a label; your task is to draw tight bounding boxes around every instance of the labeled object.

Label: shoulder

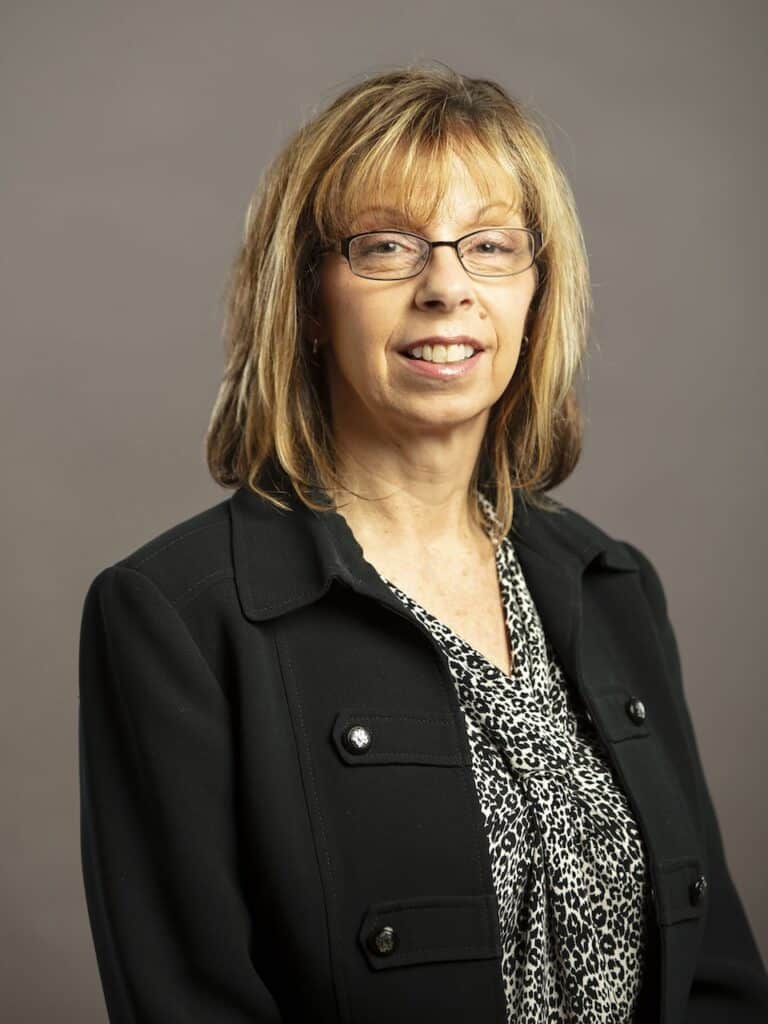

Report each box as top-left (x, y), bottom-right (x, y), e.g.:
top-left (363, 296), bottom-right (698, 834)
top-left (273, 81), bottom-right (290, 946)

top-left (517, 491), bottom-right (650, 569)
top-left (90, 492), bottom-right (235, 612)
top-left (522, 493), bottom-right (623, 550)
top-left (517, 492), bottom-right (670, 619)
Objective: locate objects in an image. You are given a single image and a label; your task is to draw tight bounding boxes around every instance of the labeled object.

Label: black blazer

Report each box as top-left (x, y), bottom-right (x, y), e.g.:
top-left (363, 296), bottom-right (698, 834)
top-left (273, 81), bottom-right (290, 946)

top-left (78, 477), bottom-right (768, 1023)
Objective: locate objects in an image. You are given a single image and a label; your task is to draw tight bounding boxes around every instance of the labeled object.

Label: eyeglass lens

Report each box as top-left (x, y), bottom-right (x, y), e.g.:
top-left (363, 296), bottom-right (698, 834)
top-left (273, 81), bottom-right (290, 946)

top-left (348, 228), bottom-right (534, 279)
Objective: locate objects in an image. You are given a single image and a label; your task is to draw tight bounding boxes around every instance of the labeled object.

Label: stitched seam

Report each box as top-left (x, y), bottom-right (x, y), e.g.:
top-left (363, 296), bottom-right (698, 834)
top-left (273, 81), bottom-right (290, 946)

top-left (372, 597), bottom-right (486, 906)
top-left (130, 520), bottom-right (228, 567)
top-left (274, 625), bottom-right (349, 1022)
top-left (385, 622), bottom-right (493, 976)
top-left (381, 943), bottom-right (491, 956)
top-left (343, 713), bottom-right (450, 725)
top-left (374, 907), bottom-right (481, 917)
top-left (371, 900), bottom-right (482, 913)
top-left (86, 568), bottom-right (145, 1024)
top-left (115, 566), bottom-right (229, 704)
top-left (172, 568), bottom-right (233, 609)
top-left (346, 752), bottom-right (459, 759)
top-left (446, 694), bottom-right (489, 978)
top-left (248, 581), bottom-right (333, 613)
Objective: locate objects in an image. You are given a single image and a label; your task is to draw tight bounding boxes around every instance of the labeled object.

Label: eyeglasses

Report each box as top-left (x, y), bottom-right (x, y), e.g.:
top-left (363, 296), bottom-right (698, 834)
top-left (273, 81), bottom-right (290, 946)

top-left (315, 226), bottom-right (543, 281)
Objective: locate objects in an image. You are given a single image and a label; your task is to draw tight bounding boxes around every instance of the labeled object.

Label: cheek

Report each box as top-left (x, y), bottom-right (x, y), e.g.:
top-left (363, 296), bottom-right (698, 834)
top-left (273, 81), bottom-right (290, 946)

top-left (327, 306), bottom-right (393, 388)
top-left (487, 296), bottom-right (532, 347)
top-left (331, 292), bottom-right (399, 361)
top-left (324, 273), bottom-right (390, 335)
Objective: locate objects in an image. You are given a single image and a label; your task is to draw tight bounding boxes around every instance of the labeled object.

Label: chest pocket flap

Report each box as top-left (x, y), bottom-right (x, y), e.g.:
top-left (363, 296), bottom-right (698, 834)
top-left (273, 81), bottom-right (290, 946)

top-left (331, 707), bottom-right (471, 767)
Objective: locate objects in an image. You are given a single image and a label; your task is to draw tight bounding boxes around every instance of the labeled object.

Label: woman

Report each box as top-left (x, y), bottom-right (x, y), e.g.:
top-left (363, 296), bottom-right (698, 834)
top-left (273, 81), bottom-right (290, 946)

top-left (78, 64), bottom-right (768, 1023)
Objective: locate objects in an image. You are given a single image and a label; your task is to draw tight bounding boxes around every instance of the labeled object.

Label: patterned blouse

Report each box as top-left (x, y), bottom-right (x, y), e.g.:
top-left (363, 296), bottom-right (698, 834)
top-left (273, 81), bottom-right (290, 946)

top-left (374, 490), bottom-right (652, 1023)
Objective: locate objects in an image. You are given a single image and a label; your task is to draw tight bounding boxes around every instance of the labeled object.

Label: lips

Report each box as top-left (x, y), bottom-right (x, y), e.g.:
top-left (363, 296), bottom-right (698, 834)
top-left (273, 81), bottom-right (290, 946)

top-left (397, 344), bottom-right (483, 379)
top-left (397, 335), bottom-right (485, 355)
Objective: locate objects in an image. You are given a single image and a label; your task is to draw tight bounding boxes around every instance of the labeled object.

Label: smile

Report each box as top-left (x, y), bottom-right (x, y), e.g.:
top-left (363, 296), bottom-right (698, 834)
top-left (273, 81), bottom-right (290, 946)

top-left (397, 347), bottom-right (484, 380)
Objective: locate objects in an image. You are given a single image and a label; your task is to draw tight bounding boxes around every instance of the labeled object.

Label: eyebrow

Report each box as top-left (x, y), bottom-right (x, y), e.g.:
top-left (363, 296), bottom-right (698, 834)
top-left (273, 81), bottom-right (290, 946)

top-left (354, 201), bottom-right (517, 228)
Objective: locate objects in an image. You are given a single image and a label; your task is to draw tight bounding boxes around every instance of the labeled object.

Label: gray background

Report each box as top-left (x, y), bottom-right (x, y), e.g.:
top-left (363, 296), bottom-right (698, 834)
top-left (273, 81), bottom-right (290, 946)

top-left (2, 1), bottom-right (765, 1019)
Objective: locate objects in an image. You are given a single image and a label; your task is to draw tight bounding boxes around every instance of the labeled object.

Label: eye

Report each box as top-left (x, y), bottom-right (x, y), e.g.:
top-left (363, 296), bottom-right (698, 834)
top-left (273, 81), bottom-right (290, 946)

top-left (469, 236), bottom-right (516, 254)
top-left (365, 239), bottom-right (403, 254)
top-left (463, 229), bottom-right (526, 259)
top-left (358, 233), bottom-right (419, 254)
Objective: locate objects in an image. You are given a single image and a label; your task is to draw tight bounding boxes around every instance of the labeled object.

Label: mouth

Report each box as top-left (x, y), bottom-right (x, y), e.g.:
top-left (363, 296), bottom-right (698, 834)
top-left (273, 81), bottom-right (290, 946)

top-left (396, 343), bottom-right (484, 380)
top-left (396, 336), bottom-right (486, 362)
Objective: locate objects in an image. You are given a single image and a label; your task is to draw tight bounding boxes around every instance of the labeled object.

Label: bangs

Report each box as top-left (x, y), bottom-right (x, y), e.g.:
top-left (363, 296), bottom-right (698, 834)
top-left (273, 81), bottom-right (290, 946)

top-left (314, 124), bottom-right (527, 243)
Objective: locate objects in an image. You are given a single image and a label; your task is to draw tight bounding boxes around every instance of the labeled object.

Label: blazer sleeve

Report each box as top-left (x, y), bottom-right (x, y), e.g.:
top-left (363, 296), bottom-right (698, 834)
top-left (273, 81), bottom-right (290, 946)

top-left (622, 541), bottom-right (768, 1022)
top-left (78, 564), bottom-right (284, 1024)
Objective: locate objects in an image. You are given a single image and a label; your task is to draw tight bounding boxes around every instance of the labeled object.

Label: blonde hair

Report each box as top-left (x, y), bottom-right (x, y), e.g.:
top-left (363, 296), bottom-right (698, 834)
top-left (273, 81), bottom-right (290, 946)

top-left (205, 60), bottom-right (592, 538)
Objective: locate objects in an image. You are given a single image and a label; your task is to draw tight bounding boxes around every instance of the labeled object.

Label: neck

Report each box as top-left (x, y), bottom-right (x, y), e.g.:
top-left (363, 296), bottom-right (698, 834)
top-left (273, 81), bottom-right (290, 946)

top-left (327, 468), bottom-right (493, 559)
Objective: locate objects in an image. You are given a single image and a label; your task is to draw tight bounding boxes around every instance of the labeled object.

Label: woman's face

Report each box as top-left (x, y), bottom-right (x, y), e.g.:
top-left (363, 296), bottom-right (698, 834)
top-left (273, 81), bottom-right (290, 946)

top-left (314, 153), bottom-right (538, 446)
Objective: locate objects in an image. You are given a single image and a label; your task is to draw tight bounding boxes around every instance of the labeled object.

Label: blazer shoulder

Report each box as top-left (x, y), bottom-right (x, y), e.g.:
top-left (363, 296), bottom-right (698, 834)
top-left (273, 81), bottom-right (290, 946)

top-left (549, 499), bottom-right (669, 618)
top-left (97, 493), bottom-right (235, 610)
top-left (542, 496), bottom-right (621, 548)
top-left (518, 492), bottom-right (646, 574)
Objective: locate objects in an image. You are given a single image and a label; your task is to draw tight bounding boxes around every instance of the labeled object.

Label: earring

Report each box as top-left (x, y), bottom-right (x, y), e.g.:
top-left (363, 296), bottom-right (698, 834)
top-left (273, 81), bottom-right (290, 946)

top-left (312, 337), bottom-right (319, 357)
top-left (521, 333), bottom-right (530, 351)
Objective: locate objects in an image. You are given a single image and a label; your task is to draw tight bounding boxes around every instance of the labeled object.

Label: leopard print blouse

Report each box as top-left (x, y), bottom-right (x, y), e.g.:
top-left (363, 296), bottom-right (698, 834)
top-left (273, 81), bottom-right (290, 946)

top-left (375, 491), bottom-right (652, 1023)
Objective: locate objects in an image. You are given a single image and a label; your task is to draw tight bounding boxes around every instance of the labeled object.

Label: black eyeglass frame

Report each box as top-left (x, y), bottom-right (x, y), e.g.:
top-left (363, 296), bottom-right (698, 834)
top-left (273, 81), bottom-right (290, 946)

top-left (314, 226), bottom-right (544, 281)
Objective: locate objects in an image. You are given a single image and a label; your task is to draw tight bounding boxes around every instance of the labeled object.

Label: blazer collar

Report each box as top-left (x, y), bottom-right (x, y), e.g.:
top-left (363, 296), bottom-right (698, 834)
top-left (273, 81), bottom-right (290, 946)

top-left (228, 466), bottom-right (639, 630)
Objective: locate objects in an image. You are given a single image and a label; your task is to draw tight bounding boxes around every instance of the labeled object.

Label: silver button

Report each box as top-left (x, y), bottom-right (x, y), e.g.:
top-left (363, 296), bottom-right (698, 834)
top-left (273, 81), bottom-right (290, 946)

top-left (690, 874), bottom-right (708, 905)
top-left (342, 724), bottom-right (372, 754)
top-left (367, 924), bottom-right (397, 955)
top-left (626, 697), bottom-right (647, 724)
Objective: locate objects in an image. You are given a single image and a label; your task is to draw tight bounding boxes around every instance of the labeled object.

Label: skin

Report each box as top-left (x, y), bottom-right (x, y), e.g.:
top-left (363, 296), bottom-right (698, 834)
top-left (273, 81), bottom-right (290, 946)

top-left (311, 150), bottom-right (538, 570)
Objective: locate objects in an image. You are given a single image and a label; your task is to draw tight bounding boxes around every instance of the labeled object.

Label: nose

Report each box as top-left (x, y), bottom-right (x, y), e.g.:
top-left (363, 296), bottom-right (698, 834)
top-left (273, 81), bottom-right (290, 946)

top-left (414, 244), bottom-right (475, 308)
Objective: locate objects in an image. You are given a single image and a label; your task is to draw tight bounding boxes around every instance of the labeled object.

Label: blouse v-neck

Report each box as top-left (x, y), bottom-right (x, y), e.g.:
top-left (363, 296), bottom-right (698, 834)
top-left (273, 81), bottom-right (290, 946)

top-left (376, 518), bottom-right (517, 681)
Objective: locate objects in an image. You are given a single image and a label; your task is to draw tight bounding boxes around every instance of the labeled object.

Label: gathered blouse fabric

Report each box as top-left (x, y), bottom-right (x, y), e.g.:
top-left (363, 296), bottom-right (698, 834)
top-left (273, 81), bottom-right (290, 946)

top-left (374, 491), bottom-right (652, 1024)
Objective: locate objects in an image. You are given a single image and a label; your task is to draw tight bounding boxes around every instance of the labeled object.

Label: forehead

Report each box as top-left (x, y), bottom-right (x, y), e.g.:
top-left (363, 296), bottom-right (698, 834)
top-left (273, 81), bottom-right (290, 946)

top-left (340, 147), bottom-right (524, 232)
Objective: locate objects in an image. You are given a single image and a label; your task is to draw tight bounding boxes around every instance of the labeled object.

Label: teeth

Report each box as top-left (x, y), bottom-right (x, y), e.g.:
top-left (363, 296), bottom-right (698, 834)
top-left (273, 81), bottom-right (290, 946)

top-left (409, 343), bottom-right (476, 363)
